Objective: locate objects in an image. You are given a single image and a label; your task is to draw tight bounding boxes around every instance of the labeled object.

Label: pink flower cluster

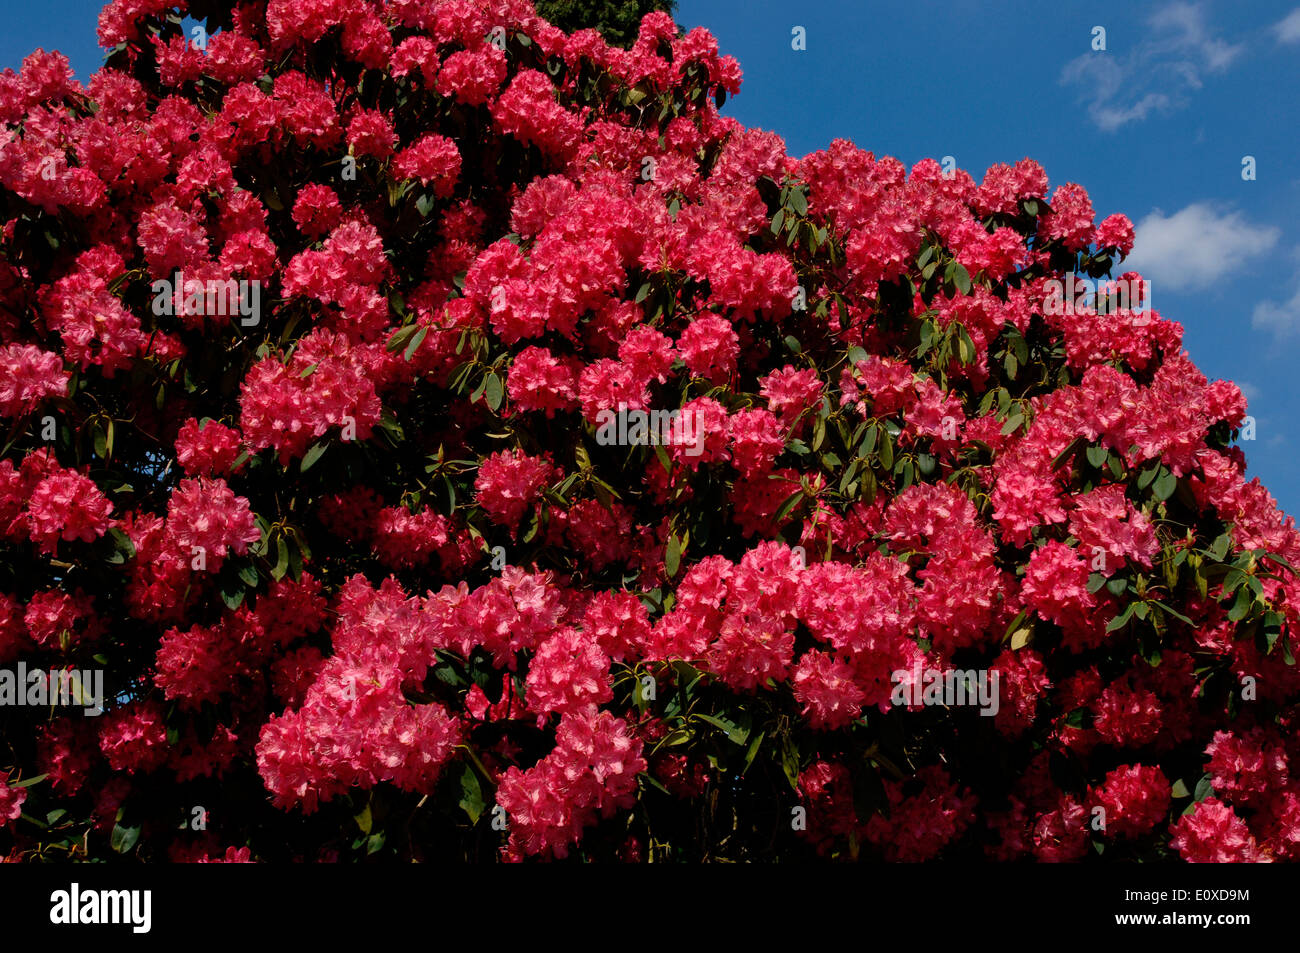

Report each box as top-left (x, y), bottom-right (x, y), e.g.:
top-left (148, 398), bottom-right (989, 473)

top-left (0, 0), bottom-right (1292, 865)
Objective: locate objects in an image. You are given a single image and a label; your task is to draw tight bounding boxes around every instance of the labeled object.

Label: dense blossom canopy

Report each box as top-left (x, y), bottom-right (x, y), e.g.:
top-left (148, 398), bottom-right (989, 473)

top-left (0, 0), bottom-right (1295, 863)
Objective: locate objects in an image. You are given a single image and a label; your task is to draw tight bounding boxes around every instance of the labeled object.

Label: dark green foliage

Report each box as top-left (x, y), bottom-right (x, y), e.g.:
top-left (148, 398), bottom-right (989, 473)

top-left (532, 0), bottom-right (678, 48)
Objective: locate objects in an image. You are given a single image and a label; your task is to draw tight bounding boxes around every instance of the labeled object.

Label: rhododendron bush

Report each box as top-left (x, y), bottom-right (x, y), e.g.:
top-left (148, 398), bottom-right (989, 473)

top-left (0, 0), bottom-right (1297, 864)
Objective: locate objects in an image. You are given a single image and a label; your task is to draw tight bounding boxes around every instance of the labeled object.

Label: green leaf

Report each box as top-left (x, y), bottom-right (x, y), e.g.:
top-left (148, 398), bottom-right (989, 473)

top-left (1263, 611), bottom-right (1283, 653)
top-left (774, 490), bottom-right (803, 525)
top-left (1222, 568), bottom-right (1247, 596)
top-left (1086, 446), bottom-right (1108, 468)
top-left (1193, 775), bottom-right (1214, 802)
top-left (1261, 551), bottom-right (1296, 573)
top-left (839, 459), bottom-right (860, 495)
top-left (660, 727), bottom-right (693, 748)
top-left (1209, 532), bottom-right (1233, 563)
top-left (639, 771), bottom-right (672, 796)
top-left (956, 327), bottom-right (976, 365)
top-left (386, 324), bottom-right (417, 353)
top-left (877, 429), bottom-right (894, 470)
top-left (780, 736), bottom-right (800, 792)
top-left (1152, 600), bottom-right (1194, 626)
top-left (1153, 470), bottom-right (1177, 501)
top-left (1227, 585), bottom-right (1253, 622)
top-left (10, 774), bottom-right (46, 789)
top-left (1170, 779), bottom-right (1191, 799)
top-left (220, 576), bottom-right (246, 611)
top-left (300, 441), bottom-right (327, 473)
top-left (770, 208), bottom-right (786, 235)
top-left (1106, 601), bottom-right (1137, 632)
top-left (1002, 610), bottom-right (1029, 642)
top-left (861, 422), bottom-right (879, 455)
top-left (484, 372), bottom-right (503, 412)
top-left (354, 803), bottom-right (373, 835)
top-left (653, 441), bottom-right (671, 475)
top-left (403, 325), bottom-right (429, 362)
top-left (664, 532), bottom-right (682, 579)
top-left (917, 320), bottom-right (936, 357)
top-left (459, 763), bottom-right (486, 824)
top-left (105, 527), bottom-right (136, 565)
top-left (271, 536), bottom-right (290, 582)
top-left (111, 822), bottom-right (141, 854)
top-left (694, 713), bottom-right (749, 746)
top-left (947, 261), bottom-right (972, 295)
top-left (741, 730), bottom-right (766, 775)
top-left (1050, 436), bottom-right (1086, 471)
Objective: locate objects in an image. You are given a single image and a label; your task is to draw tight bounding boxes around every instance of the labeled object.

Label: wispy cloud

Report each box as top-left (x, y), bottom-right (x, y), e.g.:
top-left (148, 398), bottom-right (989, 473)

top-left (1124, 203), bottom-right (1279, 290)
top-left (1275, 8), bottom-right (1300, 43)
top-left (1253, 255), bottom-right (1300, 338)
top-left (1235, 380), bottom-right (1263, 404)
top-left (1061, 1), bottom-right (1244, 131)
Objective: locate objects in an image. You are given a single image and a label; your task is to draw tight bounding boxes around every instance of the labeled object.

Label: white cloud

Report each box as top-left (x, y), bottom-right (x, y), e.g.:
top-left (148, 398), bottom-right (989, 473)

top-left (1236, 380), bottom-right (1263, 404)
top-left (1090, 92), bottom-right (1173, 131)
top-left (1147, 2), bottom-right (1243, 68)
top-left (1253, 279), bottom-right (1300, 338)
top-left (1061, 1), bottom-right (1244, 130)
top-left (1275, 8), bottom-right (1300, 43)
top-left (1124, 203), bottom-right (1279, 290)
top-left (1250, 247), bottom-right (1300, 338)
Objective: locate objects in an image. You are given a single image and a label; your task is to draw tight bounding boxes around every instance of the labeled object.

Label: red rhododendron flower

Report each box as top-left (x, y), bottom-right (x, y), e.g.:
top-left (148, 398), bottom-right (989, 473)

top-left (0, 0), bottom-right (1289, 867)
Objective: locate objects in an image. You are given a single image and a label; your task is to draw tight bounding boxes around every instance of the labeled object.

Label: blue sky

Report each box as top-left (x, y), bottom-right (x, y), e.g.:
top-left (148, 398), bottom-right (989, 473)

top-left (678, 0), bottom-right (1300, 517)
top-left (4, 1), bottom-right (1300, 515)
